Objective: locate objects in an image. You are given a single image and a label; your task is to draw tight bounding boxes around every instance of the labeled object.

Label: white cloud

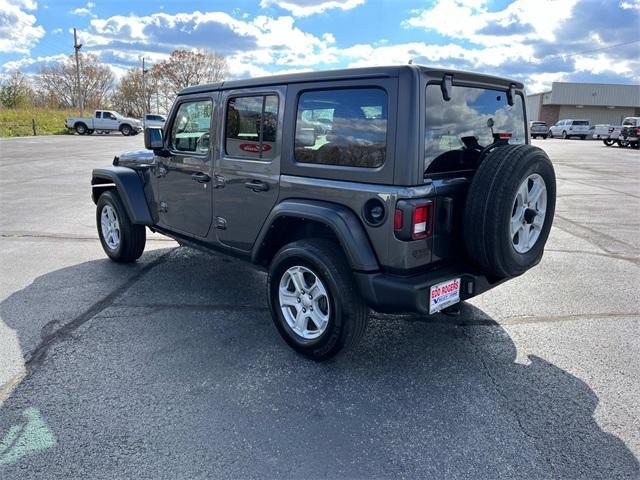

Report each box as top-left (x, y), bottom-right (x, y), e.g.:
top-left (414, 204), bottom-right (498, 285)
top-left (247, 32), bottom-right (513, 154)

top-left (0, 0), bottom-right (45, 54)
top-left (70, 1), bottom-right (96, 17)
top-left (259, 0), bottom-right (364, 16)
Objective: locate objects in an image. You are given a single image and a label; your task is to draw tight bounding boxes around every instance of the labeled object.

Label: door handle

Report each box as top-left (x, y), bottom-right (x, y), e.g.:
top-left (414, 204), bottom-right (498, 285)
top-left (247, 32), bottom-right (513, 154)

top-left (192, 172), bottom-right (211, 183)
top-left (245, 180), bottom-right (269, 192)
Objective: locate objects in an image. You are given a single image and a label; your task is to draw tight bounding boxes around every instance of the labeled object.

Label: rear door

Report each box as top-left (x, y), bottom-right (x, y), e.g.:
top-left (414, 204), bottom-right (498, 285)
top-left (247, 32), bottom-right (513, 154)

top-left (213, 87), bottom-right (284, 251)
top-left (156, 95), bottom-right (216, 237)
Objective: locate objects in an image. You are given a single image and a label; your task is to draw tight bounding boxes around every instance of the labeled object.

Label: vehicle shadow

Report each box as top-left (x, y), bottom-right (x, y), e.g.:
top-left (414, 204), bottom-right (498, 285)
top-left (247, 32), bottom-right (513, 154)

top-left (0, 247), bottom-right (638, 479)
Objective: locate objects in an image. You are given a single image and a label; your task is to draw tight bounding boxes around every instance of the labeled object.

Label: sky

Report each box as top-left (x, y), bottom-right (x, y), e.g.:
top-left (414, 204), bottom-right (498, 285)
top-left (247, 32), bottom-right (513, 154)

top-left (0, 0), bottom-right (638, 93)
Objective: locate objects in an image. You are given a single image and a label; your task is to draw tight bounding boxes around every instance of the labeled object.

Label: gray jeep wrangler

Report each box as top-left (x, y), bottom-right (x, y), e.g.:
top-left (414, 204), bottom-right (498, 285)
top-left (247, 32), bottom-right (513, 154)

top-left (91, 65), bottom-right (556, 360)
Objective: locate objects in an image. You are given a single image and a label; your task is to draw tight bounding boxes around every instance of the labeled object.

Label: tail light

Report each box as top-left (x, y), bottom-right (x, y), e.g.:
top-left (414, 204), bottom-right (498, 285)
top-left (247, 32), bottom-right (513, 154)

top-left (411, 203), bottom-right (432, 239)
top-left (394, 200), bottom-right (433, 241)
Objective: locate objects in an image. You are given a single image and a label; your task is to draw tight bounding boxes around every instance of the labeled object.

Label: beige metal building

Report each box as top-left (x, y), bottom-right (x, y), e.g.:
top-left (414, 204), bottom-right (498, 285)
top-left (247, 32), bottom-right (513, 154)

top-left (526, 82), bottom-right (640, 126)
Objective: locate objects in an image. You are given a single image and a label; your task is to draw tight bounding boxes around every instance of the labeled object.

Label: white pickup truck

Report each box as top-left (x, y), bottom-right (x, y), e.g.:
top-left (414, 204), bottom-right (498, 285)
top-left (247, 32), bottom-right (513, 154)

top-left (65, 110), bottom-right (142, 136)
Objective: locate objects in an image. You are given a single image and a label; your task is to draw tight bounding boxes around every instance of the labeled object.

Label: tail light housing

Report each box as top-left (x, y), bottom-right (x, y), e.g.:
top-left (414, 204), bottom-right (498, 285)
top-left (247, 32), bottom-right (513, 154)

top-left (394, 199), bottom-right (433, 241)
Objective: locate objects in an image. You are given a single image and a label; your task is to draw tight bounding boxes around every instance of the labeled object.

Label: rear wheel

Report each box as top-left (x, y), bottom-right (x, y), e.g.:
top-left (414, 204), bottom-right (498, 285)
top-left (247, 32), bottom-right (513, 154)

top-left (267, 238), bottom-right (368, 361)
top-left (603, 138), bottom-right (615, 146)
top-left (548, 130), bottom-right (554, 138)
top-left (96, 190), bottom-right (146, 262)
top-left (463, 144), bottom-right (556, 278)
top-left (618, 139), bottom-right (629, 148)
top-left (542, 135), bottom-right (547, 139)
top-left (562, 130), bottom-right (568, 139)
top-left (631, 141), bottom-right (639, 149)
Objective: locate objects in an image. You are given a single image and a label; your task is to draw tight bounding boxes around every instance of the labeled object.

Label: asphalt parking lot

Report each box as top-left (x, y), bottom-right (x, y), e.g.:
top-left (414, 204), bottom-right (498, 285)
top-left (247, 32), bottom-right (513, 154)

top-left (1, 135), bottom-right (639, 478)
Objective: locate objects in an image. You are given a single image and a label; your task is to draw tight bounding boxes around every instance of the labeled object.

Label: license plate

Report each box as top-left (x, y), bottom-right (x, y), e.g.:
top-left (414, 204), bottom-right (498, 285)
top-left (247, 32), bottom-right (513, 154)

top-left (429, 278), bottom-right (461, 314)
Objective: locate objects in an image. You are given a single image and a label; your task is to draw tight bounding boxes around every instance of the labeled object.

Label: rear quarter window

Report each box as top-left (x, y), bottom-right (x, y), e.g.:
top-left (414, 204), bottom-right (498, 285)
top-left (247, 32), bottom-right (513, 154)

top-left (294, 88), bottom-right (387, 168)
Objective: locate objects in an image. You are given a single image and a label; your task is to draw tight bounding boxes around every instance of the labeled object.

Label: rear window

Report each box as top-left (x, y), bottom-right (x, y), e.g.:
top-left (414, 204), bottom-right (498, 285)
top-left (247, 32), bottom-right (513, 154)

top-left (424, 84), bottom-right (525, 174)
top-left (295, 88), bottom-right (387, 168)
top-left (532, 121), bottom-right (546, 126)
top-left (572, 120), bottom-right (589, 125)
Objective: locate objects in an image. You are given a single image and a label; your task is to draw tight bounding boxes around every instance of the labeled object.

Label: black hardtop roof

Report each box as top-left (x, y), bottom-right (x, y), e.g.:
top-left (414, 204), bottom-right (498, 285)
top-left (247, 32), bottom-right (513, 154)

top-left (178, 64), bottom-right (524, 96)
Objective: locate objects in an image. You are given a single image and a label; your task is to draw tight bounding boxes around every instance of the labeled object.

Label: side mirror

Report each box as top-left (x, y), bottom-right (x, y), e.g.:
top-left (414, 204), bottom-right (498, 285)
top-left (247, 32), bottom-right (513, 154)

top-left (144, 127), bottom-right (164, 150)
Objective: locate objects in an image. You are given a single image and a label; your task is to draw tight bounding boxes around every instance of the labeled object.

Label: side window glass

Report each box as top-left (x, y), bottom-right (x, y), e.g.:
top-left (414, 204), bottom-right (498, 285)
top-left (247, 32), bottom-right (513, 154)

top-left (170, 100), bottom-right (212, 154)
top-left (294, 88), bottom-right (387, 168)
top-left (225, 94), bottom-right (279, 160)
top-left (95, 112), bottom-right (101, 118)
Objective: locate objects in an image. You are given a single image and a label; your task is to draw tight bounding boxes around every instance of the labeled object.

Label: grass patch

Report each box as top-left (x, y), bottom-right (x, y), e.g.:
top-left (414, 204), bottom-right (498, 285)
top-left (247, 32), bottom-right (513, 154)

top-left (0, 109), bottom-right (78, 137)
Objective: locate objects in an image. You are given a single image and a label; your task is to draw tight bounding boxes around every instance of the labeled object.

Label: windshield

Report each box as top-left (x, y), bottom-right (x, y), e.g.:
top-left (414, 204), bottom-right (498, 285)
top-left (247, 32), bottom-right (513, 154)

top-left (424, 84), bottom-right (525, 175)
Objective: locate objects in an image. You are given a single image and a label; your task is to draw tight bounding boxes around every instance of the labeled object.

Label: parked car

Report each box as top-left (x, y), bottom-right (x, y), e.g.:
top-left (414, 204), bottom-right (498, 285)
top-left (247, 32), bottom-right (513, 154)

top-left (596, 125), bottom-right (622, 146)
top-left (143, 114), bottom-right (167, 129)
top-left (617, 116), bottom-right (640, 149)
top-left (91, 65), bottom-right (556, 360)
top-left (529, 121), bottom-right (548, 139)
top-left (65, 110), bottom-right (143, 136)
top-left (548, 119), bottom-right (590, 139)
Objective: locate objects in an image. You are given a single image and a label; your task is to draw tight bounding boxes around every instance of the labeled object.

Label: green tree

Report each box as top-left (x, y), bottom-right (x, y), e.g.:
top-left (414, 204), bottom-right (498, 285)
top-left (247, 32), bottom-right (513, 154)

top-left (0, 71), bottom-right (34, 109)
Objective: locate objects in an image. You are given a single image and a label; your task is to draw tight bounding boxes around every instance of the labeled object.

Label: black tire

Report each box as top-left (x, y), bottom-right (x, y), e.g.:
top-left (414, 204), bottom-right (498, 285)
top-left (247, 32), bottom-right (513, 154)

top-left (542, 135), bottom-right (547, 139)
top-left (87, 129), bottom-right (94, 135)
top-left (562, 130), bottom-right (568, 139)
top-left (75, 123), bottom-right (87, 135)
top-left (463, 144), bottom-right (556, 278)
top-left (548, 130), bottom-right (553, 138)
top-left (603, 138), bottom-right (614, 146)
top-left (617, 139), bottom-right (629, 148)
top-left (580, 135), bottom-right (586, 140)
top-left (631, 141), bottom-right (639, 149)
top-left (120, 124), bottom-right (132, 136)
top-left (267, 238), bottom-right (368, 361)
top-left (96, 190), bottom-right (146, 263)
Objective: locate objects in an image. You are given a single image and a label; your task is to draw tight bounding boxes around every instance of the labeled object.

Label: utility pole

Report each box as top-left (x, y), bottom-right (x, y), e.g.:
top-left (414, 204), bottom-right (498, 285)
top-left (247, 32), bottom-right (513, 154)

top-left (73, 28), bottom-right (83, 116)
top-left (141, 57), bottom-right (149, 115)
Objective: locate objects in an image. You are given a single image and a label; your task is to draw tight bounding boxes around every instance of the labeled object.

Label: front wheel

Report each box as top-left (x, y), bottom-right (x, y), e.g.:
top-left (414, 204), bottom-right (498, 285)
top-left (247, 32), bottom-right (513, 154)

top-left (267, 239), bottom-right (368, 361)
top-left (562, 131), bottom-right (568, 139)
top-left (96, 190), bottom-right (146, 262)
top-left (120, 124), bottom-right (132, 136)
top-left (548, 130), bottom-right (554, 138)
top-left (75, 123), bottom-right (87, 135)
top-left (603, 139), bottom-right (615, 146)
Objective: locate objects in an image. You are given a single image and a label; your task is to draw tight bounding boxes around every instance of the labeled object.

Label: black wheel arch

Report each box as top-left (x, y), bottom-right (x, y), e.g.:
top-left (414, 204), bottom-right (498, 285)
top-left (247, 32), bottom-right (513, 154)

top-left (91, 166), bottom-right (153, 225)
top-left (252, 200), bottom-right (380, 272)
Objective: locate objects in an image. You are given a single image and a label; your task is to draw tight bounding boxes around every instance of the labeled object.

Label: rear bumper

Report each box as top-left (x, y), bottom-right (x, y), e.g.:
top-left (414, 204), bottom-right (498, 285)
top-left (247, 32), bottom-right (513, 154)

top-left (354, 265), bottom-right (507, 314)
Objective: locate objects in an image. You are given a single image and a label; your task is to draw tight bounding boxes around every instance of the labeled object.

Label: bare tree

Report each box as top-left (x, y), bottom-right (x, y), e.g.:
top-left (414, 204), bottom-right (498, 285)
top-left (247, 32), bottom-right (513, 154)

top-left (111, 67), bottom-right (153, 117)
top-left (0, 70), bottom-right (34, 108)
top-left (153, 49), bottom-right (228, 108)
top-left (35, 54), bottom-right (114, 110)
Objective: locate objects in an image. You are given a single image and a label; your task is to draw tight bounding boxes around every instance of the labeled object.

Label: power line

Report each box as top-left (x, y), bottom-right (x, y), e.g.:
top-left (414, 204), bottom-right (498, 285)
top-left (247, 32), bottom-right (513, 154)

top-left (545, 39), bottom-right (640, 60)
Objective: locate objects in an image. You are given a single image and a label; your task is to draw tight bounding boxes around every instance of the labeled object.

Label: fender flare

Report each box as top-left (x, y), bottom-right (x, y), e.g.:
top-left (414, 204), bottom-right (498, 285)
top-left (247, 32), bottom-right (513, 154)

top-left (91, 166), bottom-right (153, 225)
top-left (252, 199), bottom-right (380, 272)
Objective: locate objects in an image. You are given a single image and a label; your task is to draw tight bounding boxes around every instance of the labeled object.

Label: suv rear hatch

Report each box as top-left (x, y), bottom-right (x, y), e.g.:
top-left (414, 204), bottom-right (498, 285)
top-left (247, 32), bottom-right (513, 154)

top-left (422, 80), bottom-right (527, 264)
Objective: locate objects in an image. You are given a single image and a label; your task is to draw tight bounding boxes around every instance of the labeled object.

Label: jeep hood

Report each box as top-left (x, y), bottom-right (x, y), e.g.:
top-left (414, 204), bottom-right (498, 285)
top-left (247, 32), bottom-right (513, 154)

top-left (114, 149), bottom-right (154, 168)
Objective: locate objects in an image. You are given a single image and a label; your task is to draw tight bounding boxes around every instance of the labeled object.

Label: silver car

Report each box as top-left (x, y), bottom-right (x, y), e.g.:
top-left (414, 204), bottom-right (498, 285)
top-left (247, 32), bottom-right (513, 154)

top-left (548, 119), bottom-right (590, 139)
top-left (529, 121), bottom-right (548, 139)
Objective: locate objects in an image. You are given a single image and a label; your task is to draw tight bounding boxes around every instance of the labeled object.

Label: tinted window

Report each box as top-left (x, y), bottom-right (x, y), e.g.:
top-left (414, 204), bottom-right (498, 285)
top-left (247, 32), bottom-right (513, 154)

top-left (572, 120), bottom-right (589, 125)
top-left (424, 85), bottom-right (525, 174)
top-left (170, 100), bottom-right (212, 153)
top-left (532, 121), bottom-right (546, 126)
top-left (104, 112), bottom-right (117, 120)
top-left (95, 112), bottom-right (101, 118)
top-left (295, 88), bottom-right (387, 168)
top-left (225, 95), bottom-right (279, 160)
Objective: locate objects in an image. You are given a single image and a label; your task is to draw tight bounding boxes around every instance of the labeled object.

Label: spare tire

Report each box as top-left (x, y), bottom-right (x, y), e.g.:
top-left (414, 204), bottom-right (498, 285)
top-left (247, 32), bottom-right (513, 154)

top-left (463, 144), bottom-right (556, 278)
